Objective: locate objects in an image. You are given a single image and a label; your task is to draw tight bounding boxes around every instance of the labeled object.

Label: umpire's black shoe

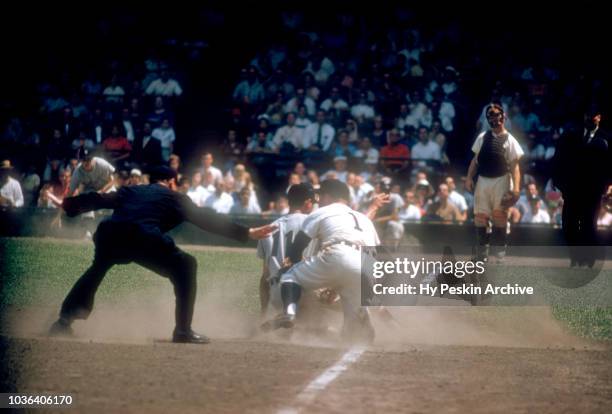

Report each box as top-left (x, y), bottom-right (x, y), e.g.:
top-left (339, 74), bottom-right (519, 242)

top-left (48, 318), bottom-right (74, 337)
top-left (172, 329), bottom-right (211, 344)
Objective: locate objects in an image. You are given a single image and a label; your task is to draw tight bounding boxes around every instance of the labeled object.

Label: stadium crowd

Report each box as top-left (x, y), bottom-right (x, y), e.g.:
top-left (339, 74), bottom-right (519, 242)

top-left (1, 8), bottom-right (611, 234)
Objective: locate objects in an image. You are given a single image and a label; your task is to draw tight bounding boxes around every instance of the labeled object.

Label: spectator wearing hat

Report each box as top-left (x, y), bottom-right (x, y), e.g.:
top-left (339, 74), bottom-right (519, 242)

top-left (323, 156), bottom-right (349, 182)
top-left (0, 160), bottom-right (24, 207)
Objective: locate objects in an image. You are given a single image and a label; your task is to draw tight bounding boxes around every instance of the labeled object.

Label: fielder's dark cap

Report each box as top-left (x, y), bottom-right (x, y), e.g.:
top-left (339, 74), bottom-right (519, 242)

top-left (319, 179), bottom-right (350, 201)
top-left (287, 183), bottom-right (315, 209)
top-left (148, 165), bottom-right (178, 183)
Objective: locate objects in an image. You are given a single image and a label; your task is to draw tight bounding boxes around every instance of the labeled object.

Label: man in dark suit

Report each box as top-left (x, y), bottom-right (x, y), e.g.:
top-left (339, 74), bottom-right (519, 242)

top-left (133, 122), bottom-right (163, 168)
top-left (49, 166), bottom-right (275, 343)
top-left (552, 106), bottom-right (611, 266)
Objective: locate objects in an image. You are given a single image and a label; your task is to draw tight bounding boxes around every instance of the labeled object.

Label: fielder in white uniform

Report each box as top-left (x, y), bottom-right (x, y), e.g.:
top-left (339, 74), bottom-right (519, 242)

top-left (263, 179), bottom-right (381, 343)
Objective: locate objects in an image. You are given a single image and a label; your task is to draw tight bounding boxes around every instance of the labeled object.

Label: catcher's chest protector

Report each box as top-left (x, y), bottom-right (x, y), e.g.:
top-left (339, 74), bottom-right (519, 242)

top-left (478, 131), bottom-right (509, 178)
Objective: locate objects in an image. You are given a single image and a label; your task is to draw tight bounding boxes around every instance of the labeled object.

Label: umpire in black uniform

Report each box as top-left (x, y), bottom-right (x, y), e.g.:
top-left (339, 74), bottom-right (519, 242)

top-left (49, 166), bottom-right (275, 343)
top-left (552, 106), bottom-right (611, 266)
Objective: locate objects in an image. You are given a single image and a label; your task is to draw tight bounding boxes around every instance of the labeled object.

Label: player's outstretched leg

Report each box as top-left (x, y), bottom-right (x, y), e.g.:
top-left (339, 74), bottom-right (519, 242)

top-left (261, 281), bottom-right (302, 332)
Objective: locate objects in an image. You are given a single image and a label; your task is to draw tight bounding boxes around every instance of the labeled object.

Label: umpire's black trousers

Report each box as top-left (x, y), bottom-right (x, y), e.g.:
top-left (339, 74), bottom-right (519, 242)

top-left (562, 190), bottom-right (603, 263)
top-left (60, 221), bottom-right (198, 331)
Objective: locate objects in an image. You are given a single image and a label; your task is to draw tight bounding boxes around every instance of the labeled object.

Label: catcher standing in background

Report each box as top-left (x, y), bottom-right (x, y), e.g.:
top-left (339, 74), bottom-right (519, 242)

top-left (465, 103), bottom-right (524, 261)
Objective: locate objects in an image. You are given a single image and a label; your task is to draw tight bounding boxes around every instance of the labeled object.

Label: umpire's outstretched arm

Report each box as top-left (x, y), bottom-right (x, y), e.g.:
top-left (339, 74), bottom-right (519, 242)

top-left (62, 192), bottom-right (119, 217)
top-left (182, 199), bottom-right (275, 242)
top-left (183, 202), bottom-right (250, 242)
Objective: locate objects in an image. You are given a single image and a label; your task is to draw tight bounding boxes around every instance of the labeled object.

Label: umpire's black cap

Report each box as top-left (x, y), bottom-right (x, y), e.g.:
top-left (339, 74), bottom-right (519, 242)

top-left (148, 165), bottom-right (178, 183)
top-left (287, 183), bottom-right (315, 209)
top-left (319, 179), bottom-right (350, 201)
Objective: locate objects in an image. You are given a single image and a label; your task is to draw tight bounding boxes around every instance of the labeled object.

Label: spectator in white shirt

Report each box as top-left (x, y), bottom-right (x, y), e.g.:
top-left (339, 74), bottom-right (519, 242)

top-left (0, 160), bottom-right (24, 207)
top-left (517, 183), bottom-right (544, 216)
top-left (121, 108), bottom-right (135, 142)
top-left (303, 110), bottom-right (335, 151)
top-left (198, 152), bottom-right (223, 184)
top-left (439, 97), bottom-right (456, 132)
top-left (151, 118), bottom-right (176, 162)
top-left (320, 87), bottom-right (349, 114)
top-left (145, 71), bottom-right (183, 97)
top-left (445, 176), bottom-right (468, 219)
top-left (295, 105), bottom-right (312, 130)
top-left (521, 196), bottom-right (551, 224)
top-left (186, 171), bottom-right (211, 207)
top-left (350, 93), bottom-right (376, 121)
top-left (354, 137), bottom-right (379, 164)
top-left (284, 88), bottom-right (316, 116)
top-left (230, 186), bottom-right (262, 214)
top-left (411, 127), bottom-right (441, 167)
top-left (273, 112), bottom-right (305, 151)
top-left (102, 76), bottom-right (125, 104)
top-left (398, 191), bottom-right (422, 222)
top-left (203, 180), bottom-right (234, 214)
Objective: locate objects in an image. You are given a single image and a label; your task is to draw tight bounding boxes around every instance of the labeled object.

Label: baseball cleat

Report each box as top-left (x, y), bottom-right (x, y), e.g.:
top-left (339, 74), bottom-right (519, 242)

top-left (48, 319), bottom-right (74, 337)
top-left (172, 329), bottom-right (211, 344)
top-left (260, 314), bottom-right (295, 332)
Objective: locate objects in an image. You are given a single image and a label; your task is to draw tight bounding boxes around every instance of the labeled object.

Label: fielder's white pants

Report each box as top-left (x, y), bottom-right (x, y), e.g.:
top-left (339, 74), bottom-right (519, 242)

top-left (281, 244), bottom-right (366, 330)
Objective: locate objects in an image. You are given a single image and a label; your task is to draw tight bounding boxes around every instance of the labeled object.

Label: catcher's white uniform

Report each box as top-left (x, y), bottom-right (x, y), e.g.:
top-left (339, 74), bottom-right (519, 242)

top-left (281, 202), bottom-right (380, 331)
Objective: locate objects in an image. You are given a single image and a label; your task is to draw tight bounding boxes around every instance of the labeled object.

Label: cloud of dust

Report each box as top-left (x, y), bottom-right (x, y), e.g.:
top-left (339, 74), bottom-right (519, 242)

top-left (372, 305), bottom-right (599, 350)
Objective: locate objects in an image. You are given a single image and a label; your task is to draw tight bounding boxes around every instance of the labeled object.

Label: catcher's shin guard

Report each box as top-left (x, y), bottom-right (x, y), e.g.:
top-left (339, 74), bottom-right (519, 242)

top-left (474, 226), bottom-right (490, 261)
top-left (490, 226), bottom-right (507, 260)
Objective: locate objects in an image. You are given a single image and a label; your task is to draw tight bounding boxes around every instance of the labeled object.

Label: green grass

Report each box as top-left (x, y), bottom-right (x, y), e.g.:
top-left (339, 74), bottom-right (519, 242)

top-left (0, 237), bottom-right (262, 315)
top-left (1, 237), bottom-right (611, 341)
